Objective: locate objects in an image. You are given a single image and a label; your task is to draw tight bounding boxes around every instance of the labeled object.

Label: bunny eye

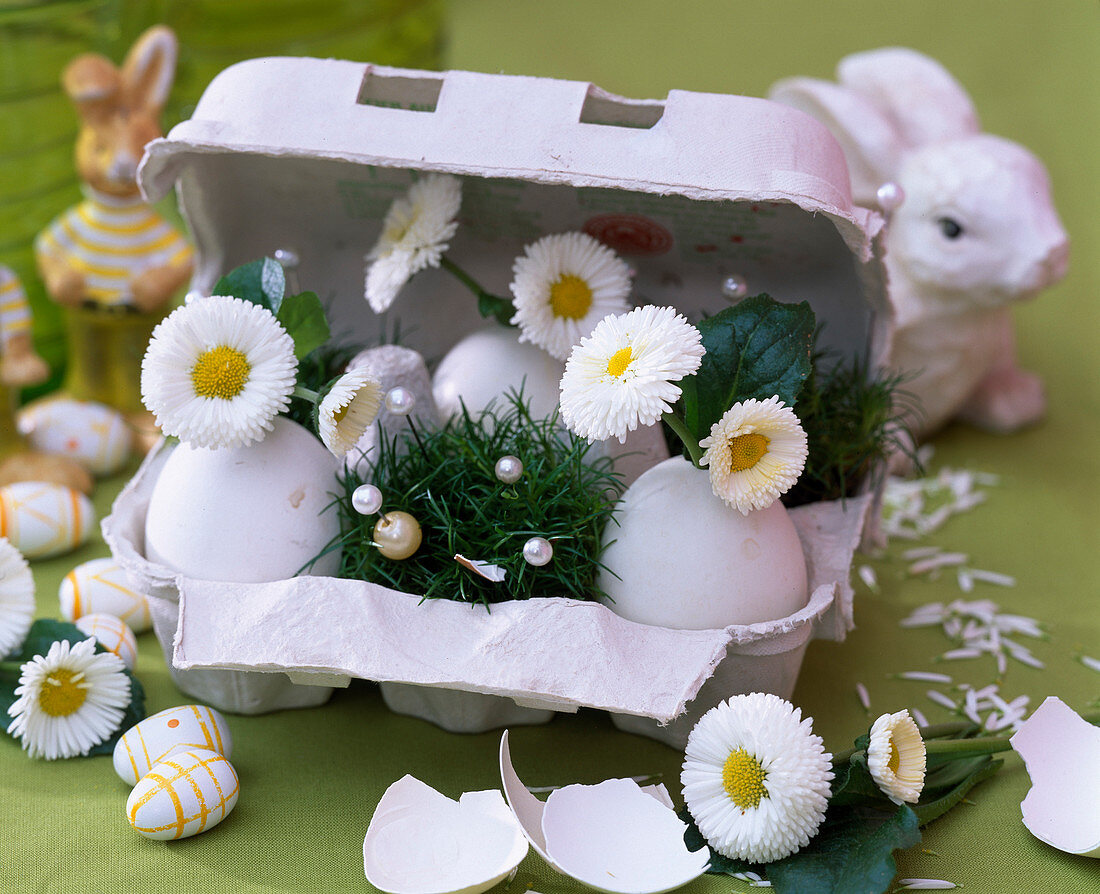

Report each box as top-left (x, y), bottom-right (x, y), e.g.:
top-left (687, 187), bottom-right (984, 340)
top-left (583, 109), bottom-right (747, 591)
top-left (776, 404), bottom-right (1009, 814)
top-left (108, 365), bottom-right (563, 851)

top-left (937, 217), bottom-right (964, 240)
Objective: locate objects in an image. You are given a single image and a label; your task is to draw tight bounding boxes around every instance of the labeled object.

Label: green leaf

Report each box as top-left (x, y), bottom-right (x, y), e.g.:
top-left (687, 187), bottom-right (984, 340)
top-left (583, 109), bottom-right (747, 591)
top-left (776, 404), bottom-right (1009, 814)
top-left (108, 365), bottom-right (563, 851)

top-left (830, 753), bottom-right (889, 808)
top-left (276, 291), bottom-right (331, 360)
top-left (477, 291), bottom-right (516, 327)
top-left (213, 257), bottom-right (286, 312)
top-left (913, 756), bottom-right (1002, 827)
top-left (680, 294), bottom-right (815, 442)
top-left (679, 807), bottom-right (758, 876)
top-left (0, 618), bottom-right (147, 756)
top-left (767, 804), bottom-right (921, 894)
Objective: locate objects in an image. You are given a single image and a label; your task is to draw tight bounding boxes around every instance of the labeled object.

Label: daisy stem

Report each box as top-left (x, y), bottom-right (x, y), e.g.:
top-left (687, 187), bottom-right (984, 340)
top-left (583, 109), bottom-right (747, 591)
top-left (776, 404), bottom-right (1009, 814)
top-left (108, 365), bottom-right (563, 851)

top-left (0, 661), bottom-right (21, 678)
top-left (293, 385), bottom-right (321, 403)
top-left (661, 411), bottom-right (704, 467)
top-left (439, 256), bottom-right (514, 326)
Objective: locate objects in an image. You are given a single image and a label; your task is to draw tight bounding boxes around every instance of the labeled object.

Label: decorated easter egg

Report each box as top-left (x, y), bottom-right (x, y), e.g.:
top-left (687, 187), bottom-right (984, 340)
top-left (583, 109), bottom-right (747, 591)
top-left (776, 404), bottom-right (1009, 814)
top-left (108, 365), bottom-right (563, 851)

top-left (432, 326), bottom-right (564, 421)
top-left (59, 557), bottom-right (152, 632)
top-left (126, 747), bottom-right (239, 840)
top-left (598, 457), bottom-right (808, 629)
top-left (18, 397), bottom-right (133, 476)
top-left (75, 613), bottom-right (137, 670)
top-left (114, 704), bottom-right (233, 786)
top-left (0, 481), bottom-right (95, 559)
top-left (144, 417), bottom-right (341, 582)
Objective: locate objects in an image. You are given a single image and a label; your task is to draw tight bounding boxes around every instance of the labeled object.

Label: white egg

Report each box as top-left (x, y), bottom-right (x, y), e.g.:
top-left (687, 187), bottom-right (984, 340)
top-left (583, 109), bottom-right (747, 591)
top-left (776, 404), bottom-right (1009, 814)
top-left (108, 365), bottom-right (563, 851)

top-left (0, 481), bottom-right (95, 559)
top-left (74, 613), bottom-right (137, 669)
top-left (144, 417), bottom-right (342, 582)
top-left (432, 326), bottom-right (564, 421)
top-left (59, 557), bottom-right (152, 632)
top-left (126, 747), bottom-right (239, 840)
top-left (598, 457), bottom-right (808, 628)
top-left (114, 704), bottom-right (233, 786)
top-left (19, 397), bottom-right (132, 476)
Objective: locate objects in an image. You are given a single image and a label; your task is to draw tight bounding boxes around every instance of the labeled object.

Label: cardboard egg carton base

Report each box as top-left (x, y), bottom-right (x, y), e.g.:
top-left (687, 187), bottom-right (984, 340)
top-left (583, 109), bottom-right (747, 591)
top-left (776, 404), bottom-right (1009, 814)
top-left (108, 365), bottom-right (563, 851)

top-left (103, 439), bottom-right (870, 742)
top-left (121, 59), bottom-right (892, 739)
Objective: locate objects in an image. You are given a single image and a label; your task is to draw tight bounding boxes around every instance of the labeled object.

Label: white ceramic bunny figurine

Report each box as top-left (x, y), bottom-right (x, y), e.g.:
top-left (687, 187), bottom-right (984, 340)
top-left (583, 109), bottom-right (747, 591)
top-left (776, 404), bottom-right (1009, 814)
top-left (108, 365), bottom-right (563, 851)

top-left (770, 48), bottom-right (1069, 440)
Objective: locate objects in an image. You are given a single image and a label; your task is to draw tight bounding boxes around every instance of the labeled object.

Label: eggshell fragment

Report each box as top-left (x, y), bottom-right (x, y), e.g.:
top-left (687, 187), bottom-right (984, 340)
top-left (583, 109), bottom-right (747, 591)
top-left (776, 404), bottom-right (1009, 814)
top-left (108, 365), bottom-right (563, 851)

top-left (1010, 696), bottom-right (1100, 857)
top-left (19, 397), bottom-right (132, 476)
top-left (114, 704), bottom-right (233, 786)
top-left (126, 747), bottom-right (239, 840)
top-left (499, 731), bottom-right (708, 894)
top-left (0, 481), bottom-right (95, 559)
top-left (59, 557), bottom-right (152, 632)
top-left (364, 775), bottom-right (528, 894)
top-left (75, 613), bottom-right (137, 669)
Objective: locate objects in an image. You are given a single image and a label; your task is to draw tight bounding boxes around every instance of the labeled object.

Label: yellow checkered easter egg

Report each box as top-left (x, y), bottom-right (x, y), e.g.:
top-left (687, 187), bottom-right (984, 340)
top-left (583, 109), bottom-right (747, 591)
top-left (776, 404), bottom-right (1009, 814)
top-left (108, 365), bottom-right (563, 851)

top-left (126, 747), bottom-right (239, 840)
top-left (18, 397), bottom-right (133, 477)
top-left (74, 613), bottom-right (138, 670)
top-left (0, 482), bottom-right (94, 559)
top-left (60, 557), bottom-right (152, 632)
top-left (114, 704), bottom-right (233, 786)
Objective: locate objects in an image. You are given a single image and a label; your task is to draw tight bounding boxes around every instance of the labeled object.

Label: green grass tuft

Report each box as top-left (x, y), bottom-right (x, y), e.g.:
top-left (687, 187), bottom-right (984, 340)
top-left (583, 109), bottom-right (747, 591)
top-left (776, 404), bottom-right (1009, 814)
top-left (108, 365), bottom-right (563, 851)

top-left (328, 391), bottom-right (624, 608)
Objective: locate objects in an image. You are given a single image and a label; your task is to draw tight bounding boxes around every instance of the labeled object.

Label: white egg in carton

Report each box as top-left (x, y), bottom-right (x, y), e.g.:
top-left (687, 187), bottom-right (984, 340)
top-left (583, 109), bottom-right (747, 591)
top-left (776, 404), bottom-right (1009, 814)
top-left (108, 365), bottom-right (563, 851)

top-left (104, 61), bottom-right (890, 745)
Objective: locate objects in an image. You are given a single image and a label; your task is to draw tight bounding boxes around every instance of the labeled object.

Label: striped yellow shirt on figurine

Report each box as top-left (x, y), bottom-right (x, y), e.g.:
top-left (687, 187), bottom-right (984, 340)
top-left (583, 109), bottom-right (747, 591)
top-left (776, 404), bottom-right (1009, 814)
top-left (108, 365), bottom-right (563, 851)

top-left (0, 266), bottom-right (48, 387)
top-left (34, 26), bottom-right (192, 313)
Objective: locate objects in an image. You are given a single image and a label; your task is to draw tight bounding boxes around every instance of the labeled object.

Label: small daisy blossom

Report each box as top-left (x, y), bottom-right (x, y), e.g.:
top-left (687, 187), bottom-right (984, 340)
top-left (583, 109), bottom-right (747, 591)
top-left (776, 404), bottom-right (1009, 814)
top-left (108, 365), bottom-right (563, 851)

top-left (510, 231), bottom-right (632, 360)
top-left (559, 305), bottom-right (704, 443)
top-left (141, 295), bottom-right (297, 449)
top-left (317, 367), bottom-right (384, 457)
top-left (867, 709), bottom-right (927, 805)
top-left (6, 637), bottom-right (130, 760)
top-left (699, 396), bottom-right (808, 515)
top-left (0, 538), bottom-right (34, 658)
top-left (681, 692), bottom-right (833, 863)
top-left (364, 173), bottom-right (462, 312)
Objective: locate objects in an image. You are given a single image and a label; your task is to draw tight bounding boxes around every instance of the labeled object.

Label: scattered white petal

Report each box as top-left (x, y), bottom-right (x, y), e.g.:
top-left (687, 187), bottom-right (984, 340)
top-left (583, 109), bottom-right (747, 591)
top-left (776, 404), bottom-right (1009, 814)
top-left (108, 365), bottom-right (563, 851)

top-left (1078, 655), bottom-right (1100, 674)
top-left (897, 880), bottom-right (958, 890)
top-left (856, 682), bottom-right (871, 711)
top-left (926, 690), bottom-right (958, 711)
top-left (966, 569), bottom-right (1016, 588)
top-left (454, 555), bottom-right (507, 583)
top-left (911, 708), bottom-right (930, 728)
top-left (908, 553), bottom-right (968, 576)
top-left (1011, 697), bottom-right (1100, 857)
top-left (858, 565), bottom-right (879, 592)
top-left (895, 672), bottom-right (953, 684)
top-left (939, 648), bottom-right (983, 661)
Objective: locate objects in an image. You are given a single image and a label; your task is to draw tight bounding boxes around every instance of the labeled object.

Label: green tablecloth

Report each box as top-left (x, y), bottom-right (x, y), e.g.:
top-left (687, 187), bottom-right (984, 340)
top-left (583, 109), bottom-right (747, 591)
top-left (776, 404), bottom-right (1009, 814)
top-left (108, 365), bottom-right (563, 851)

top-left (3, 2), bottom-right (1098, 891)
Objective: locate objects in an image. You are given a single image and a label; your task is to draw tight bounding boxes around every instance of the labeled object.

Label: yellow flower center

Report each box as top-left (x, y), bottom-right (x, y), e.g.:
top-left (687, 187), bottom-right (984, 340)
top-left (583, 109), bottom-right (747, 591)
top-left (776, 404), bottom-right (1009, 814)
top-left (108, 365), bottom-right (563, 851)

top-left (332, 402), bottom-right (350, 425)
top-left (191, 345), bottom-right (251, 400)
top-left (728, 432), bottom-right (770, 473)
top-left (721, 747), bottom-right (769, 810)
top-left (888, 740), bottom-right (901, 775)
top-left (38, 668), bottom-right (88, 717)
top-left (549, 274), bottom-right (593, 319)
top-left (606, 346), bottom-right (634, 378)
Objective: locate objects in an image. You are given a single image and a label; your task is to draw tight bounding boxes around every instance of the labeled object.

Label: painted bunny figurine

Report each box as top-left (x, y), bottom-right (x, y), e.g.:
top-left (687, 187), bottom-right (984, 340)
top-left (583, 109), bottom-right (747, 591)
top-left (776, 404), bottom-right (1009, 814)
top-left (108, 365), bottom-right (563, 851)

top-left (770, 48), bottom-right (1069, 440)
top-left (35, 26), bottom-right (192, 313)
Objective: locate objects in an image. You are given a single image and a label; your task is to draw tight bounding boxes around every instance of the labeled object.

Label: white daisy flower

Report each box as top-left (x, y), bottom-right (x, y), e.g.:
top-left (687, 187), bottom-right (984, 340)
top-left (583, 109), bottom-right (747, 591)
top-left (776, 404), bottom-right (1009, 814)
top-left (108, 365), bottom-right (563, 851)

top-left (699, 396), bottom-right (808, 515)
top-left (867, 709), bottom-right (927, 805)
top-left (364, 173), bottom-right (462, 312)
top-left (317, 367), bottom-right (384, 458)
top-left (6, 637), bottom-right (130, 760)
top-left (559, 305), bottom-right (704, 443)
top-left (510, 231), bottom-right (632, 360)
top-left (681, 692), bottom-right (833, 864)
top-left (0, 538), bottom-right (34, 659)
top-left (140, 295), bottom-right (297, 450)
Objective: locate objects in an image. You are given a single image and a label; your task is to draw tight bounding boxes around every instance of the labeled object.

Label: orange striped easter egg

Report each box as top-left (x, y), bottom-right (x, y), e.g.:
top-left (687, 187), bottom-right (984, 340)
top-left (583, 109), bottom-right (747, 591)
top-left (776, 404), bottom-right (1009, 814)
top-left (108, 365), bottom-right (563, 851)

top-left (59, 557), bottom-right (152, 632)
top-left (0, 482), bottom-right (94, 559)
top-left (74, 612), bottom-right (138, 669)
top-left (113, 704), bottom-right (233, 786)
top-left (126, 747), bottom-right (239, 840)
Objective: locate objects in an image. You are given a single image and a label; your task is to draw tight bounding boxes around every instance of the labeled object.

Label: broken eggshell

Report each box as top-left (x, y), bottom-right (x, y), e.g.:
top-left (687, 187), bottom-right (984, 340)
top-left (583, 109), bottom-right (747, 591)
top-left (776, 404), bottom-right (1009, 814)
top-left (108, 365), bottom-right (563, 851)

top-left (363, 774), bottom-right (528, 894)
top-left (499, 730), bottom-right (708, 894)
top-left (1010, 696), bottom-right (1100, 858)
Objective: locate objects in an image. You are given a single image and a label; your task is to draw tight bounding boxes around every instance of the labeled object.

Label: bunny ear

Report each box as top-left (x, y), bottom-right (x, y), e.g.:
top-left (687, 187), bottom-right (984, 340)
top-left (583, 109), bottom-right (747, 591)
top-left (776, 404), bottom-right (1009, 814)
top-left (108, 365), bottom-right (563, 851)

top-left (769, 76), bottom-right (904, 207)
top-left (121, 25), bottom-right (178, 115)
top-left (837, 47), bottom-right (980, 146)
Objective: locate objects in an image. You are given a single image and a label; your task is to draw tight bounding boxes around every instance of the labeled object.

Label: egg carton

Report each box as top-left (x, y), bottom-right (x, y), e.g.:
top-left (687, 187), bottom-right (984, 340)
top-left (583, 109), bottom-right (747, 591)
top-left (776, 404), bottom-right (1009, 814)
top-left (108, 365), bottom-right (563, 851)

top-left (106, 60), bottom-right (891, 741)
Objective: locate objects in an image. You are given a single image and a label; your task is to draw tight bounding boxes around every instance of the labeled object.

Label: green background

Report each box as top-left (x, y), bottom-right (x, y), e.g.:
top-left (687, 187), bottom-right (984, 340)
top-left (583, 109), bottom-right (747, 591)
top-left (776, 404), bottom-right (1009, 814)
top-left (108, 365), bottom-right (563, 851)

top-left (2, 1), bottom-right (1098, 892)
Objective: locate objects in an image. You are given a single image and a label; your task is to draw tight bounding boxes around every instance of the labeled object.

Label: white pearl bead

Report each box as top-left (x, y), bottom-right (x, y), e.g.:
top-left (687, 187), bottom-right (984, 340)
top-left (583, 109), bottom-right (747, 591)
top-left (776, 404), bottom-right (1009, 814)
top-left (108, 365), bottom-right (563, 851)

top-left (384, 387), bottom-right (416, 416)
top-left (273, 248), bottom-right (300, 269)
top-left (876, 181), bottom-right (905, 214)
top-left (721, 274), bottom-right (748, 301)
top-left (351, 484), bottom-right (383, 516)
top-left (494, 455), bottom-right (524, 484)
top-left (373, 511), bottom-right (422, 560)
top-left (522, 537), bottom-right (553, 567)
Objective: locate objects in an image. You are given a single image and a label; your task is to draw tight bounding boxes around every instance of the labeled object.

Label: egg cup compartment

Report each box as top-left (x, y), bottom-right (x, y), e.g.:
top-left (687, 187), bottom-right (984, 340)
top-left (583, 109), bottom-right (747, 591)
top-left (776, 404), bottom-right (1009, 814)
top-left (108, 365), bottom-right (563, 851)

top-left (111, 59), bottom-right (894, 730)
